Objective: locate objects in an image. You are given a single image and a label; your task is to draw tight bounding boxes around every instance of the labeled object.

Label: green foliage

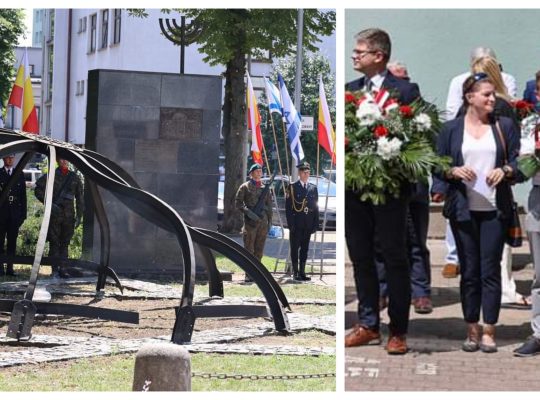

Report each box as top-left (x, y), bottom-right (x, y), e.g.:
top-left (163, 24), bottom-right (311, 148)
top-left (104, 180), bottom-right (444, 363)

top-left (259, 52), bottom-right (335, 174)
top-left (176, 9), bottom-right (335, 66)
top-left (345, 92), bottom-right (450, 204)
top-left (0, 9), bottom-right (26, 107)
top-left (17, 188), bottom-right (83, 259)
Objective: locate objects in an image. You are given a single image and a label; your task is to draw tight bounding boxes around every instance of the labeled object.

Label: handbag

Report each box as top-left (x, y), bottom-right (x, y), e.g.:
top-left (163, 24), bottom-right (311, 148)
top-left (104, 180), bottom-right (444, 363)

top-left (495, 121), bottom-right (523, 247)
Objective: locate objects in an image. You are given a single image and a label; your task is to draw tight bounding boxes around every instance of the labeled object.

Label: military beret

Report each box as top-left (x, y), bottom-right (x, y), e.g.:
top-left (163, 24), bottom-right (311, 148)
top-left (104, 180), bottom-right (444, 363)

top-left (297, 161), bottom-right (310, 171)
top-left (249, 163), bottom-right (262, 173)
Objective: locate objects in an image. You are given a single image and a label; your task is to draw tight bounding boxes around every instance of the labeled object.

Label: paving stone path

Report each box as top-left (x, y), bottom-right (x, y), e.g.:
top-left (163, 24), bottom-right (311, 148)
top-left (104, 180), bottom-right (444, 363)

top-left (0, 278), bottom-right (335, 368)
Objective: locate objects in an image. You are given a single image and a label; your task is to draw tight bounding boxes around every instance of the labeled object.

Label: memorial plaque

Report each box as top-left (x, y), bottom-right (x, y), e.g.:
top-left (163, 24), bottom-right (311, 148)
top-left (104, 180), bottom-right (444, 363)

top-left (134, 140), bottom-right (179, 172)
top-left (160, 108), bottom-right (203, 140)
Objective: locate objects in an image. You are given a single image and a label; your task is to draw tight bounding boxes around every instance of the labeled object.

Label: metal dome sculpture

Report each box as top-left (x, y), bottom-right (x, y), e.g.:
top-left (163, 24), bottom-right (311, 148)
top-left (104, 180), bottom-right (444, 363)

top-left (0, 129), bottom-right (290, 343)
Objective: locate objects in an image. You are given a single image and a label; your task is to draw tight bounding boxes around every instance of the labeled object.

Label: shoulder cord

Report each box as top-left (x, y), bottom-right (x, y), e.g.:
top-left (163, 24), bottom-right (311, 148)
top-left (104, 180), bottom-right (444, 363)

top-left (289, 184), bottom-right (308, 212)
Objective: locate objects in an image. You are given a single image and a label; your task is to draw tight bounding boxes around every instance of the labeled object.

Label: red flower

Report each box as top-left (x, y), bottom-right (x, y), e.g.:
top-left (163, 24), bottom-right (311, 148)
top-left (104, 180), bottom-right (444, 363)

top-left (515, 100), bottom-right (533, 110)
top-left (345, 92), bottom-right (356, 104)
top-left (399, 105), bottom-right (414, 118)
top-left (373, 125), bottom-right (388, 138)
top-left (345, 136), bottom-right (350, 149)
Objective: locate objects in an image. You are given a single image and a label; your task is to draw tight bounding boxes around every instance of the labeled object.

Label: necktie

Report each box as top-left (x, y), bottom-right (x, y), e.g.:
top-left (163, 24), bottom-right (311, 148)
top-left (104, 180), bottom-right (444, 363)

top-left (7, 169), bottom-right (11, 176)
top-left (365, 79), bottom-right (373, 92)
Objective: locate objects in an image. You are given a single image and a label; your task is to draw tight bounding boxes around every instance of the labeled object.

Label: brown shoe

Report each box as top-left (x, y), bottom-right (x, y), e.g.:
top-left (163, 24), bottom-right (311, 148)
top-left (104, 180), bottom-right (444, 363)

top-left (386, 334), bottom-right (408, 355)
top-left (412, 296), bottom-right (433, 314)
top-left (442, 263), bottom-right (460, 278)
top-left (345, 325), bottom-right (381, 347)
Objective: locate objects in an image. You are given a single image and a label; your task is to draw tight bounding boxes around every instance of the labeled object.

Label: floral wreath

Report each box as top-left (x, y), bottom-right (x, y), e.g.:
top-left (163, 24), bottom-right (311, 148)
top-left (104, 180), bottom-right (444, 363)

top-left (345, 88), bottom-right (449, 204)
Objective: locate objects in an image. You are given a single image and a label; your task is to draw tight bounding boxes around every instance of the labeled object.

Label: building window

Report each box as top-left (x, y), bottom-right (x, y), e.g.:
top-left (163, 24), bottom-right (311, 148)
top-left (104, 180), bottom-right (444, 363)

top-left (75, 80), bottom-right (85, 96)
top-left (78, 17), bottom-right (87, 33)
top-left (113, 9), bottom-right (121, 44)
top-left (49, 11), bottom-right (55, 39)
top-left (29, 64), bottom-right (35, 76)
top-left (47, 45), bottom-right (54, 101)
top-left (100, 10), bottom-right (109, 49)
top-left (89, 13), bottom-right (97, 53)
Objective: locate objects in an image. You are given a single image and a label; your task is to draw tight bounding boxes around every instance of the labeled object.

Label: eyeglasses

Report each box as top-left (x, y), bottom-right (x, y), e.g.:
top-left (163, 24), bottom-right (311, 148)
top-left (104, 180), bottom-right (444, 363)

top-left (352, 49), bottom-right (377, 58)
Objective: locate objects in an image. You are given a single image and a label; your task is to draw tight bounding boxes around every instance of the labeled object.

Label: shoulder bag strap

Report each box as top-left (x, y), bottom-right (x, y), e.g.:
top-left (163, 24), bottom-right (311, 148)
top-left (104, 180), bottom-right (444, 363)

top-left (494, 120), bottom-right (515, 202)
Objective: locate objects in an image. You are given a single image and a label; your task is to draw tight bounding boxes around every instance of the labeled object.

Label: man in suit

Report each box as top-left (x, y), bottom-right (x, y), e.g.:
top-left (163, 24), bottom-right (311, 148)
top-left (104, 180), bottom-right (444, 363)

top-left (0, 154), bottom-right (27, 276)
top-left (522, 71), bottom-right (540, 112)
top-left (345, 28), bottom-right (422, 354)
top-left (285, 161), bottom-right (319, 282)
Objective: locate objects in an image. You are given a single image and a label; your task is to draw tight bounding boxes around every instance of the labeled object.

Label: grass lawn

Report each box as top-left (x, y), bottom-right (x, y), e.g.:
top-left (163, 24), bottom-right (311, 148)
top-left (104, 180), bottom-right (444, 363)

top-left (0, 353), bottom-right (335, 391)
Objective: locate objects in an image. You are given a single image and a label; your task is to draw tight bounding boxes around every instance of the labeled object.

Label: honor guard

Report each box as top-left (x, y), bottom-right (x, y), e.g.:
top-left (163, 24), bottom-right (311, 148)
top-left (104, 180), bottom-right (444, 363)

top-left (35, 158), bottom-right (84, 279)
top-left (285, 161), bottom-right (319, 281)
top-left (235, 163), bottom-right (273, 281)
top-left (0, 154), bottom-right (27, 276)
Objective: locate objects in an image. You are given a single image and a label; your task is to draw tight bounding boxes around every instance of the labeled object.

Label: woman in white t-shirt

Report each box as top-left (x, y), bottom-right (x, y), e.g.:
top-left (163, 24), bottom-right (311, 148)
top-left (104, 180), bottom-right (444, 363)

top-left (433, 73), bottom-right (521, 353)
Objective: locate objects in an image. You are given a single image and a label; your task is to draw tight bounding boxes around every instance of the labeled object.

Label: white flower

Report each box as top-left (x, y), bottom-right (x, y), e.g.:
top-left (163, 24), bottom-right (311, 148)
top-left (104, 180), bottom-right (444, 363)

top-left (356, 99), bottom-right (382, 126)
top-left (413, 113), bottom-right (432, 131)
top-left (376, 137), bottom-right (402, 160)
top-left (520, 114), bottom-right (540, 154)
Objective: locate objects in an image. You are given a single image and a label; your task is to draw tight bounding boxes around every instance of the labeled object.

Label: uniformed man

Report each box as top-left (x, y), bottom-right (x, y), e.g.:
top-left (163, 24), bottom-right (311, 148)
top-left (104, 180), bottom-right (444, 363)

top-left (286, 161), bottom-right (319, 281)
top-left (0, 154), bottom-right (27, 276)
top-left (35, 158), bottom-right (84, 279)
top-left (235, 163), bottom-right (273, 281)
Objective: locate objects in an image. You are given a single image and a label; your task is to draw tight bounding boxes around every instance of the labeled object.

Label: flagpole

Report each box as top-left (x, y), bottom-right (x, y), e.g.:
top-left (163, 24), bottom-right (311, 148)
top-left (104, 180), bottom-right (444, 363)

top-left (310, 144), bottom-right (321, 275)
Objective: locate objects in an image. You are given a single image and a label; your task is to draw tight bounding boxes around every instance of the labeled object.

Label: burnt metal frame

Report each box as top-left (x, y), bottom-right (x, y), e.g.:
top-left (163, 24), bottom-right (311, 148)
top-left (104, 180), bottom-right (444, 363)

top-left (0, 129), bottom-right (290, 343)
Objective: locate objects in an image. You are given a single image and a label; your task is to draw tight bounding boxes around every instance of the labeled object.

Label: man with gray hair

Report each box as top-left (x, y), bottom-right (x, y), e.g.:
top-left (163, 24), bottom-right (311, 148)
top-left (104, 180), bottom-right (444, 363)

top-left (387, 60), bottom-right (410, 80)
top-left (445, 46), bottom-right (517, 121)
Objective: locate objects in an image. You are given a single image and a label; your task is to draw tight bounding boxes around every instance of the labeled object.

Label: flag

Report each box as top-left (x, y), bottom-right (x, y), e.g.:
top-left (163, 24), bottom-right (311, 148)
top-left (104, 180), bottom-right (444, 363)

top-left (8, 48), bottom-right (39, 134)
top-left (318, 76), bottom-right (336, 164)
top-left (277, 73), bottom-right (304, 164)
top-left (264, 77), bottom-right (282, 115)
top-left (246, 73), bottom-right (264, 165)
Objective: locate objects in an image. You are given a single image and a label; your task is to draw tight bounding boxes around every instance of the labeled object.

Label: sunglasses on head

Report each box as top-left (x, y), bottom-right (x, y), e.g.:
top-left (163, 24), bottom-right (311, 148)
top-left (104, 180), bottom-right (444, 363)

top-left (464, 72), bottom-right (489, 94)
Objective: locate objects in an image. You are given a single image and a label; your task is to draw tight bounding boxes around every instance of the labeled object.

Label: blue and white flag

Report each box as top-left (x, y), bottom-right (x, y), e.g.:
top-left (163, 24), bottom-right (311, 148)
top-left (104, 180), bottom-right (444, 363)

top-left (277, 73), bottom-right (304, 164)
top-left (264, 77), bottom-right (282, 115)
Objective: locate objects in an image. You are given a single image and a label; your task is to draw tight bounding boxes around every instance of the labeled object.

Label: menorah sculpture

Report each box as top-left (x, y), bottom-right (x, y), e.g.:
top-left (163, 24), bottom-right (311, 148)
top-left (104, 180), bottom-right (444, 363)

top-left (0, 129), bottom-right (290, 343)
top-left (158, 17), bottom-right (202, 74)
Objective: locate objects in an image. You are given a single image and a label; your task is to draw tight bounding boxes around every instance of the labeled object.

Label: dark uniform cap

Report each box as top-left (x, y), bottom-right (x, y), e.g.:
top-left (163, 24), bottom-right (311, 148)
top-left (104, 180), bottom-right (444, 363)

top-left (249, 163), bottom-right (262, 174)
top-left (297, 161), bottom-right (310, 171)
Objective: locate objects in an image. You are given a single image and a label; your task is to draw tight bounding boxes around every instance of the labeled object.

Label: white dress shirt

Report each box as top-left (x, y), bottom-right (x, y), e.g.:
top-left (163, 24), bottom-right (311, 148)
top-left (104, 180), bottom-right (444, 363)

top-left (445, 71), bottom-right (517, 121)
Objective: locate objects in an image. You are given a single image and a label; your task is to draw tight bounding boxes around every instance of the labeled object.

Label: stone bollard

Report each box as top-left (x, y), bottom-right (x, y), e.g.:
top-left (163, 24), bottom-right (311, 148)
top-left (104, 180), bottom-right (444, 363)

top-left (132, 343), bottom-right (191, 391)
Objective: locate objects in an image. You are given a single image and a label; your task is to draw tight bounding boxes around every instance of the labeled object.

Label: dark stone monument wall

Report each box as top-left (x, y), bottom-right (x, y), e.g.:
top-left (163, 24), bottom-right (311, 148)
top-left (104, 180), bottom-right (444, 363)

top-left (84, 70), bottom-right (222, 277)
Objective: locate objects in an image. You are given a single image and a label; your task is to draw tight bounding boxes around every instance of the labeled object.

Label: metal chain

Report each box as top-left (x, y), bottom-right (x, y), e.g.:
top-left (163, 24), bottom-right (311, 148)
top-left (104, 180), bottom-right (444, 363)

top-left (192, 372), bottom-right (335, 380)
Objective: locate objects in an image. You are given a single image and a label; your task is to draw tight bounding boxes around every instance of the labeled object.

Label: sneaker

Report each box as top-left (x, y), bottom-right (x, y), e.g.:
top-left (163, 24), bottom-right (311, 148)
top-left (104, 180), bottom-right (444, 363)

top-left (514, 337), bottom-right (540, 357)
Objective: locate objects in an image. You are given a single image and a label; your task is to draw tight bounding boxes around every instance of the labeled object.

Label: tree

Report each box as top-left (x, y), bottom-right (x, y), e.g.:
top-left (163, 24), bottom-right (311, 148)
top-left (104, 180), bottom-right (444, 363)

top-left (131, 9), bottom-right (335, 233)
top-left (261, 52), bottom-right (336, 177)
top-left (0, 9), bottom-right (26, 107)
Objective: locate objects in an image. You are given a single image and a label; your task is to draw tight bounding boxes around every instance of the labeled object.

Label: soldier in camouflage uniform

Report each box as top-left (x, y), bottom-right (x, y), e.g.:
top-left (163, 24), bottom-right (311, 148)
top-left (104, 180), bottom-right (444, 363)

top-left (35, 158), bottom-right (84, 279)
top-left (235, 164), bottom-right (272, 281)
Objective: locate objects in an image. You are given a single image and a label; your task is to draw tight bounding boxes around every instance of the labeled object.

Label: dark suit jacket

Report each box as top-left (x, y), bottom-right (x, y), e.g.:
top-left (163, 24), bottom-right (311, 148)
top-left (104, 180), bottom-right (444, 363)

top-left (346, 71), bottom-right (421, 105)
top-left (523, 79), bottom-right (540, 112)
top-left (285, 181), bottom-right (319, 232)
top-left (432, 116), bottom-right (521, 222)
top-left (0, 168), bottom-right (27, 226)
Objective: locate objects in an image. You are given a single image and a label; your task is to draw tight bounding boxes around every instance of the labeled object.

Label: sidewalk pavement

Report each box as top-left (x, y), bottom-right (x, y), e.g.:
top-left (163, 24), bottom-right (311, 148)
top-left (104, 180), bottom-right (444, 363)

top-left (345, 239), bottom-right (540, 391)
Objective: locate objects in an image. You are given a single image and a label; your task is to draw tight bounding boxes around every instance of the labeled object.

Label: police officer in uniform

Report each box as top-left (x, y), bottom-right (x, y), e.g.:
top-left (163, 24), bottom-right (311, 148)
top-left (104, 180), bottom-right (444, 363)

top-left (0, 154), bottom-right (27, 276)
top-left (286, 161), bottom-right (319, 281)
top-left (35, 158), bottom-right (84, 279)
top-left (235, 163), bottom-right (273, 280)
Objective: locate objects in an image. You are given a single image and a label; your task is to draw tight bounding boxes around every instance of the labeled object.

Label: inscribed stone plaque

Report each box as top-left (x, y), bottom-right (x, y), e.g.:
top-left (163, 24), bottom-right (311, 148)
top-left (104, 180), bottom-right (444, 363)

top-left (160, 108), bottom-right (203, 140)
top-left (134, 140), bottom-right (179, 172)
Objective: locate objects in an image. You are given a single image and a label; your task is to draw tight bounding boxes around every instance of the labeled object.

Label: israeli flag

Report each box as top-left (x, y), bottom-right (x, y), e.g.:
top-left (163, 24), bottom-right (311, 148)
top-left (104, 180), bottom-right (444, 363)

top-left (277, 73), bottom-right (304, 164)
top-left (264, 77), bottom-right (282, 115)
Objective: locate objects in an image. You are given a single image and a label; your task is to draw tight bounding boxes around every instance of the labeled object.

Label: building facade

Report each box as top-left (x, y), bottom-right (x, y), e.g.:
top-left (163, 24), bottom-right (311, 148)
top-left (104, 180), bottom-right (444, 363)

top-left (41, 8), bottom-right (335, 145)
